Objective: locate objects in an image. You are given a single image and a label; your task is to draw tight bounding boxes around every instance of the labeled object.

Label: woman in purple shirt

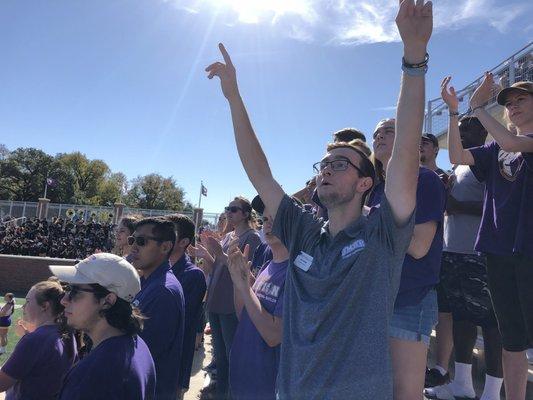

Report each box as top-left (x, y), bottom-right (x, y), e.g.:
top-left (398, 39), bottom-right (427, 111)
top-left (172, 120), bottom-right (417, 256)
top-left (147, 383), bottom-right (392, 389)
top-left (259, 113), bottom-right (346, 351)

top-left (444, 74), bottom-right (533, 400)
top-left (0, 280), bottom-right (77, 400)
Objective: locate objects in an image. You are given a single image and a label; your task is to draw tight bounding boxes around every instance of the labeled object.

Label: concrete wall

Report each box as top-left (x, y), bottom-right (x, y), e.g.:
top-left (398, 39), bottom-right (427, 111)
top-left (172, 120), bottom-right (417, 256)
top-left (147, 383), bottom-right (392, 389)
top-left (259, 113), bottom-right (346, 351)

top-left (0, 255), bottom-right (76, 295)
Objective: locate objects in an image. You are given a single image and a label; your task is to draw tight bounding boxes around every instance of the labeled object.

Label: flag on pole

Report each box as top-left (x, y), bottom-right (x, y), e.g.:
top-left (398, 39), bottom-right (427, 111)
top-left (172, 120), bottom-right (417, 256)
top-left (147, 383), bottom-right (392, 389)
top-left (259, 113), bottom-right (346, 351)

top-left (201, 183), bottom-right (208, 197)
top-left (46, 177), bottom-right (56, 187)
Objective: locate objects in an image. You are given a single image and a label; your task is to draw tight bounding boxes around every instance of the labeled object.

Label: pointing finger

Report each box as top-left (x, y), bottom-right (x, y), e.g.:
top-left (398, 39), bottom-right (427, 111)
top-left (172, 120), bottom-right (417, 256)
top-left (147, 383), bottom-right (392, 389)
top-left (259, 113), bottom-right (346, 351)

top-left (219, 43), bottom-right (233, 67)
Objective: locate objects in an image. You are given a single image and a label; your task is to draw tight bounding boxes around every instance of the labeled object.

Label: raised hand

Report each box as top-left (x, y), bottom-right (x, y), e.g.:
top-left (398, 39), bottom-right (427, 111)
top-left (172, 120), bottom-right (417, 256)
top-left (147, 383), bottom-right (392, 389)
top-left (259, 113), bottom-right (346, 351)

top-left (441, 76), bottom-right (459, 111)
top-left (205, 43), bottom-right (240, 101)
top-left (395, 0), bottom-right (433, 62)
top-left (470, 72), bottom-right (495, 109)
top-left (188, 243), bottom-right (212, 260)
top-left (227, 242), bottom-right (251, 292)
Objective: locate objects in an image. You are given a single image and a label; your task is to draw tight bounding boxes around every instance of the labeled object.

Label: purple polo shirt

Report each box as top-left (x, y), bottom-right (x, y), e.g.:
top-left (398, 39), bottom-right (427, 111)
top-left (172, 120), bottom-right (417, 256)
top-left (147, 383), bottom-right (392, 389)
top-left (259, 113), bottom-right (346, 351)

top-left (230, 259), bottom-right (288, 400)
top-left (469, 138), bottom-right (533, 257)
top-left (134, 261), bottom-right (185, 399)
top-left (57, 334), bottom-right (155, 400)
top-left (171, 254), bottom-right (207, 390)
top-left (2, 325), bottom-right (77, 400)
top-left (368, 167), bottom-right (446, 307)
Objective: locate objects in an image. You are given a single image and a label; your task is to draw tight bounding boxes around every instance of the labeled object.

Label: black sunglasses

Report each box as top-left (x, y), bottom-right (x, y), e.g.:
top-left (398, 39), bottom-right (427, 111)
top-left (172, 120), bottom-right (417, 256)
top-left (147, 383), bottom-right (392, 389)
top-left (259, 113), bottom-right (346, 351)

top-left (313, 159), bottom-right (366, 176)
top-left (225, 206), bottom-right (243, 213)
top-left (127, 235), bottom-right (162, 246)
top-left (63, 285), bottom-right (98, 302)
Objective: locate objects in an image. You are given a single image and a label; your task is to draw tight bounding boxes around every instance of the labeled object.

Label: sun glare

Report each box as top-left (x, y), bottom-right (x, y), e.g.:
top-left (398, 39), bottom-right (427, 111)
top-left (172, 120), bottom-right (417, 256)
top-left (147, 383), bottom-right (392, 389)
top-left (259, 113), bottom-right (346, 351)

top-left (211, 0), bottom-right (314, 24)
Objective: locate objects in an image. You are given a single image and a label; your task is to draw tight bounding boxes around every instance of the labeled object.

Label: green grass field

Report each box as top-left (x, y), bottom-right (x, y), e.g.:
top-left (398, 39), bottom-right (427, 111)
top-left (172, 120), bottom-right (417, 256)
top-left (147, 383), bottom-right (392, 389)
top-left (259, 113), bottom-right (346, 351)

top-left (0, 303), bottom-right (23, 364)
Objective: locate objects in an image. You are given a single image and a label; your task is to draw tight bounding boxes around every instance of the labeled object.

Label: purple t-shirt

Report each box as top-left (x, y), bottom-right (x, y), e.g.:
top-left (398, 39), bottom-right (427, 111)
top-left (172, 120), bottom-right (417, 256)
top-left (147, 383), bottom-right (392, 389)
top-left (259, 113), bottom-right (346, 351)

top-left (58, 334), bottom-right (155, 400)
top-left (229, 260), bottom-right (288, 400)
top-left (469, 138), bottom-right (533, 257)
top-left (2, 325), bottom-right (77, 400)
top-left (368, 167), bottom-right (446, 307)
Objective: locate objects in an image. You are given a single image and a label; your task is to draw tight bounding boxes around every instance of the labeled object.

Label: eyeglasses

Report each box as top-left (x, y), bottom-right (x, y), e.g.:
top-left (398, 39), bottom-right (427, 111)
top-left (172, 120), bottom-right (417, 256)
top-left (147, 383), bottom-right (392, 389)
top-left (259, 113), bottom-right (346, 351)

top-left (63, 285), bottom-right (98, 302)
top-left (313, 159), bottom-right (365, 176)
top-left (225, 206), bottom-right (243, 213)
top-left (127, 235), bottom-right (162, 246)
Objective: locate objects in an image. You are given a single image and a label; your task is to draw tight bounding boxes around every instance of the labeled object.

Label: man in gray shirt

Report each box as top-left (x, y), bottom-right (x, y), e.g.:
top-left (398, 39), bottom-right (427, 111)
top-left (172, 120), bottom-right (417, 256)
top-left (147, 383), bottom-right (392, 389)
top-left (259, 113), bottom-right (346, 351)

top-left (205, 1), bottom-right (433, 398)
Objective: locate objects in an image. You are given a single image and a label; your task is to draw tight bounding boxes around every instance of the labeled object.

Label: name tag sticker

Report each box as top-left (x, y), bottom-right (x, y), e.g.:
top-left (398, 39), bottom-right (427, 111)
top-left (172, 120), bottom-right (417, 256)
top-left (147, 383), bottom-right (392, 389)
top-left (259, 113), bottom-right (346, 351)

top-left (294, 251), bottom-right (313, 272)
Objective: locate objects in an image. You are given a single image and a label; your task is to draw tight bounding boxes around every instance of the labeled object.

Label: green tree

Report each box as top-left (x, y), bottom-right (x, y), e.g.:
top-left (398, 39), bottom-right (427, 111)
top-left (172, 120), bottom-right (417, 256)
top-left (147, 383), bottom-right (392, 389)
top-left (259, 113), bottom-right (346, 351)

top-left (0, 148), bottom-right (76, 202)
top-left (125, 174), bottom-right (187, 210)
top-left (97, 172), bottom-right (128, 206)
top-left (57, 152), bottom-right (110, 204)
top-left (0, 144), bottom-right (9, 161)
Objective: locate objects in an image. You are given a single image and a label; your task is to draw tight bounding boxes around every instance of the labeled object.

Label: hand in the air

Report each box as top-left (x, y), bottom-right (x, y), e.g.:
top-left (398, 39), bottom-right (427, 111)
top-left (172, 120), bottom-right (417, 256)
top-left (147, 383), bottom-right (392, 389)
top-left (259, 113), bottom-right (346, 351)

top-left (441, 76), bottom-right (459, 111)
top-left (396, 0), bottom-right (433, 63)
top-left (227, 240), bottom-right (251, 292)
top-left (205, 43), bottom-right (240, 101)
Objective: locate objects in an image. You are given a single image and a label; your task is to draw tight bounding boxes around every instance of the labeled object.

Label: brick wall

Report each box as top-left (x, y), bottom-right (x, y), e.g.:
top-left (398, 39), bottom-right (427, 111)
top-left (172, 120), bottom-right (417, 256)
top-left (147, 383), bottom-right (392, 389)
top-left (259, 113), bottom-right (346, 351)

top-left (0, 255), bottom-right (76, 295)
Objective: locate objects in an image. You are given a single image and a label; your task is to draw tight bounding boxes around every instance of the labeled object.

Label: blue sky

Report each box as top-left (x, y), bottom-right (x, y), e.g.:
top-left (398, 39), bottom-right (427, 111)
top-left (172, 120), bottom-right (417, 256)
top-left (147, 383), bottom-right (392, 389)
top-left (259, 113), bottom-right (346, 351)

top-left (1, 0), bottom-right (532, 213)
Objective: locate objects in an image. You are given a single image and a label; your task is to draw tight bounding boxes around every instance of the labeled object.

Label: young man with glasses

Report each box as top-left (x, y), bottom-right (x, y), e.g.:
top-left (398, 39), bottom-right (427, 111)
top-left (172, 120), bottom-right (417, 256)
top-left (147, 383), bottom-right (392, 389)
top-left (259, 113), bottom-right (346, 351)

top-left (165, 214), bottom-right (207, 400)
top-left (49, 253), bottom-right (156, 400)
top-left (205, 1), bottom-right (432, 397)
top-left (129, 217), bottom-right (185, 400)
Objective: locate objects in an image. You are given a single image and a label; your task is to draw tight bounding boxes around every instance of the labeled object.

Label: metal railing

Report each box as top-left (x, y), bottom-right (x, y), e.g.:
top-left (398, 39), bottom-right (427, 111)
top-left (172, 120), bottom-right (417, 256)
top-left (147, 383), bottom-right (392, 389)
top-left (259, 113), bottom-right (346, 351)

top-left (425, 42), bottom-right (533, 138)
top-left (0, 200), bottom-right (220, 225)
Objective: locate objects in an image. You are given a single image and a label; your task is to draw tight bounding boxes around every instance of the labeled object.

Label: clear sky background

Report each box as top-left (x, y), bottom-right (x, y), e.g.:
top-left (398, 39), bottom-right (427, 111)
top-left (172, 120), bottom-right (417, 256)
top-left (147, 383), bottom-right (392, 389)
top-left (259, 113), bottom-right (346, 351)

top-left (1, 0), bottom-right (532, 212)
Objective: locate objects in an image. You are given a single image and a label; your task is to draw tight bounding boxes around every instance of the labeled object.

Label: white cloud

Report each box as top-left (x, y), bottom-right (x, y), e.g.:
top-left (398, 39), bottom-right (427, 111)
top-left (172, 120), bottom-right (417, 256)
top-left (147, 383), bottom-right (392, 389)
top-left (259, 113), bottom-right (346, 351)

top-left (166, 0), bottom-right (531, 45)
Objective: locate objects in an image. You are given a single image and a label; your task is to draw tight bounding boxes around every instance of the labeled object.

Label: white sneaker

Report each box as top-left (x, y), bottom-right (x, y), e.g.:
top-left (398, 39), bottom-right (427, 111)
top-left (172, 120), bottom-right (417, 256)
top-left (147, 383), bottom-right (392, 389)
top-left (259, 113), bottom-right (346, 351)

top-left (423, 384), bottom-right (455, 400)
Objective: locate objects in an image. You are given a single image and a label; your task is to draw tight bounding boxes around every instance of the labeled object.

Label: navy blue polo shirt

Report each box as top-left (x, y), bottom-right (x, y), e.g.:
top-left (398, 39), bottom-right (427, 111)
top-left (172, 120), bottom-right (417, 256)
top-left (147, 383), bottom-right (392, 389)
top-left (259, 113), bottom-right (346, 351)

top-left (171, 254), bottom-right (206, 390)
top-left (134, 261), bottom-right (185, 400)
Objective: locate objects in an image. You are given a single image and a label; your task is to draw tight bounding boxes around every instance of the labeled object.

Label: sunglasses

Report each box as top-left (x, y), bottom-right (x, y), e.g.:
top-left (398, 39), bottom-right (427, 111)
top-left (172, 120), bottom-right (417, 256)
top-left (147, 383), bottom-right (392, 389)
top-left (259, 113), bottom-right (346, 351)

top-left (225, 206), bottom-right (243, 213)
top-left (127, 235), bottom-right (162, 246)
top-left (63, 285), bottom-right (97, 302)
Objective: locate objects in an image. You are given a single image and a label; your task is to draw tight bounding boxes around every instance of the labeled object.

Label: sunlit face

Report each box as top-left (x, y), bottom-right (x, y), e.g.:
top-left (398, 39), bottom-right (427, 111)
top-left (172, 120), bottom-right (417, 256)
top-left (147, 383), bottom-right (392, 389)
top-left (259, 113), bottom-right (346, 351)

top-left (419, 139), bottom-right (437, 163)
top-left (128, 224), bottom-right (170, 271)
top-left (316, 148), bottom-right (369, 208)
top-left (504, 92), bottom-right (533, 128)
top-left (225, 200), bottom-right (249, 227)
top-left (60, 284), bottom-right (103, 332)
top-left (115, 222), bottom-right (132, 247)
top-left (217, 214), bottom-right (227, 231)
top-left (372, 119), bottom-right (395, 162)
top-left (22, 288), bottom-right (42, 325)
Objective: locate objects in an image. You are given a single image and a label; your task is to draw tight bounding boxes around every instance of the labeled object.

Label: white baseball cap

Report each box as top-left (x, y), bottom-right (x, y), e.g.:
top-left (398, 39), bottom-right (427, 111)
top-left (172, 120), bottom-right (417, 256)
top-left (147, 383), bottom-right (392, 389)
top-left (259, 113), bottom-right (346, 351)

top-left (49, 253), bottom-right (141, 302)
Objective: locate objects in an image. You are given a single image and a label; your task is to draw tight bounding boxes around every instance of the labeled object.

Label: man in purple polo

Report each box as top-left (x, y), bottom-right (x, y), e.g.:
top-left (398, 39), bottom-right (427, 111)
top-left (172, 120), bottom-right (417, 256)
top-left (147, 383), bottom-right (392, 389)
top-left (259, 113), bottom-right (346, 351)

top-left (129, 217), bottom-right (185, 400)
top-left (166, 214), bottom-right (207, 399)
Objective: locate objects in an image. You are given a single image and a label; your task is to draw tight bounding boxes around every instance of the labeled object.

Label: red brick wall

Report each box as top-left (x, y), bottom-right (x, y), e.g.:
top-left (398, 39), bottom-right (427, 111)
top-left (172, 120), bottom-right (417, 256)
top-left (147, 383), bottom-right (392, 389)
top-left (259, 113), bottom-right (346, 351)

top-left (0, 255), bottom-right (76, 294)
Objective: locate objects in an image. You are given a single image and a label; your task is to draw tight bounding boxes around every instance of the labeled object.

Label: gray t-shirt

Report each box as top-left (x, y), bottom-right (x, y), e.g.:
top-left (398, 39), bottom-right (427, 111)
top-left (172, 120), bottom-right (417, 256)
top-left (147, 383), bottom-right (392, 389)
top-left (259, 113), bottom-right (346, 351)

top-left (272, 194), bottom-right (414, 400)
top-left (206, 229), bottom-right (261, 314)
top-left (443, 165), bottom-right (484, 254)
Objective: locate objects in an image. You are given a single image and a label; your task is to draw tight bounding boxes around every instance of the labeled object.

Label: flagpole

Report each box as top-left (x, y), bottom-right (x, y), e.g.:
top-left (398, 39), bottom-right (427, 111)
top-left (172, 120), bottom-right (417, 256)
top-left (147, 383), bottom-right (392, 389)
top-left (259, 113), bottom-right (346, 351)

top-left (198, 181), bottom-right (203, 209)
top-left (43, 176), bottom-right (48, 199)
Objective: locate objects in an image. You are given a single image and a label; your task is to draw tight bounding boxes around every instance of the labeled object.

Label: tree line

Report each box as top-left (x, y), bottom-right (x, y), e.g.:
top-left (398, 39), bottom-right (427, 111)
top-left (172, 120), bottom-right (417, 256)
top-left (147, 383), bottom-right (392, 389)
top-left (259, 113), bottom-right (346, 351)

top-left (0, 145), bottom-right (193, 211)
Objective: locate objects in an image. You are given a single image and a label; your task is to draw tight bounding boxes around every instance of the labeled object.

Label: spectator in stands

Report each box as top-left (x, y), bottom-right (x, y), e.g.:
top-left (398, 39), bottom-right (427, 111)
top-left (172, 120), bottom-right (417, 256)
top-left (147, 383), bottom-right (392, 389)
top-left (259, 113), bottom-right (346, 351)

top-left (51, 253), bottom-right (155, 400)
top-left (419, 133), bottom-right (449, 185)
top-left (369, 116), bottom-right (446, 400)
top-left (0, 293), bottom-right (15, 354)
top-left (332, 127), bottom-right (367, 143)
top-left (166, 214), bottom-right (207, 399)
top-left (129, 217), bottom-right (185, 400)
top-left (425, 111), bottom-right (503, 400)
top-left (205, 1), bottom-right (432, 397)
top-left (114, 215), bottom-right (140, 257)
top-left (445, 74), bottom-right (533, 400)
top-left (228, 200), bottom-right (288, 400)
top-left (0, 281), bottom-right (76, 400)
top-left (202, 197), bottom-right (261, 399)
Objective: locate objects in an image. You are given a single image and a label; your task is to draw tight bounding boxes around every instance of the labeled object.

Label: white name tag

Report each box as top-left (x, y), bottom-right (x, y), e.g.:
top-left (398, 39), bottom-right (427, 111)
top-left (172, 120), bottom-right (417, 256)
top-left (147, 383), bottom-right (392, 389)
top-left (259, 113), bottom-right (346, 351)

top-left (294, 251), bottom-right (313, 272)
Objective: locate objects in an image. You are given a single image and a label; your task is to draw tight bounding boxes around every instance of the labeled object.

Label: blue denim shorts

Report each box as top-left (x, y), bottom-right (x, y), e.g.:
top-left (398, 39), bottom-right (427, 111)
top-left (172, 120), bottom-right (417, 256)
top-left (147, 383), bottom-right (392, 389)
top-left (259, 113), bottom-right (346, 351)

top-left (390, 289), bottom-right (438, 345)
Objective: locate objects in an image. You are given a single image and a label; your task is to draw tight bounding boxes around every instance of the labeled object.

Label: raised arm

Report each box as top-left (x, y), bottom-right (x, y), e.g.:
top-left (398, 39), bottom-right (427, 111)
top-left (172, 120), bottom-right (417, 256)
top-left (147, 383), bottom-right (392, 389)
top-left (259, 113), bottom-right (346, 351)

top-left (442, 76), bottom-right (475, 165)
top-left (385, 0), bottom-right (433, 224)
top-left (470, 72), bottom-right (533, 152)
top-left (206, 44), bottom-right (284, 219)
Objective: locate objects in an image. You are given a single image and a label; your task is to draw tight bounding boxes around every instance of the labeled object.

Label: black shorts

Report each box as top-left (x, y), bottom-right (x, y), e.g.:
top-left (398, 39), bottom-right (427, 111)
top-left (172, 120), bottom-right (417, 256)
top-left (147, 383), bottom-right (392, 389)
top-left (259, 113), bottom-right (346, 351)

top-left (486, 253), bottom-right (533, 352)
top-left (437, 252), bottom-right (497, 328)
